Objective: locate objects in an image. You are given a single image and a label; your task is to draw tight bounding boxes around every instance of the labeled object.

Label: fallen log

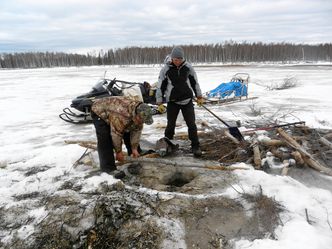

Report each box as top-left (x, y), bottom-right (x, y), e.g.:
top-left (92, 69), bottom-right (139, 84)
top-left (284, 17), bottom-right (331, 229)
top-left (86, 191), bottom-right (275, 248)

top-left (319, 137), bottom-right (332, 150)
top-left (281, 166), bottom-right (289, 176)
top-left (277, 128), bottom-right (332, 176)
top-left (281, 159), bottom-right (296, 176)
top-left (270, 148), bottom-right (291, 161)
top-left (65, 140), bottom-right (96, 145)
top-left (173, 130), bottom-right (206, 140)
top-left (260, 139), bottom-right (285, 147)
top-left (120, 156), bottom-right (250, 171)
top-left (65, 140), bottom-right (243, 171)
top-left (324, 133), bottom-right (332, 139)
top-left (78, 143), bottom-right (97, 150)
top-left (291, 151), bottom-right (305, 166)
top-left (259, 137), bottom-right (304, 147)
top-left (251, 139), bottom-right (261, 169)
top-left (65, 140), bottom-right (97, 150)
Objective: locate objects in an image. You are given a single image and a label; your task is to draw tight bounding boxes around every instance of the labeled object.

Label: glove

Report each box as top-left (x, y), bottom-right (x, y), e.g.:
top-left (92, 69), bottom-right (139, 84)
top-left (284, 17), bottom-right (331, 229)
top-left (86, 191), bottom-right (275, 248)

top-left (116, 151), bottom-right (124, 162)
top-left (157, 104), bottom-right (166, 114)
top-left (131, 149), bottom-right (140, 158)
top-left (196, 97), bottom-right (204, 106)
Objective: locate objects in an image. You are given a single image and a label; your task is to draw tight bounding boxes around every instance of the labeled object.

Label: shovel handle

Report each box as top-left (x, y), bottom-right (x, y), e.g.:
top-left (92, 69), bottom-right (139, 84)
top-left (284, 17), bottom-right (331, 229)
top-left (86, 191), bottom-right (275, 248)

top-left (199, 104), bottom-right (230, 128)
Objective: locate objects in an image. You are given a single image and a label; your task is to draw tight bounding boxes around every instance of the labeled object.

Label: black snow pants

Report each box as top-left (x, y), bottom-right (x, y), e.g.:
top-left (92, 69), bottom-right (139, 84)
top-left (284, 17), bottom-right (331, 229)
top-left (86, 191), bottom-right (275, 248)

top-left (91, 112), bottom-right (116, 172)
top-left (164, 100), bottom-right (200, 149)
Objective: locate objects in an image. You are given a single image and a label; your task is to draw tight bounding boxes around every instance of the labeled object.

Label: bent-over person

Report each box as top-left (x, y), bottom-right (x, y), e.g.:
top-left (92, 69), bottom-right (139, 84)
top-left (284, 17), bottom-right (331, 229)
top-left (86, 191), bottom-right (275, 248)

top-left (91, 96), bottom-right (153, 178)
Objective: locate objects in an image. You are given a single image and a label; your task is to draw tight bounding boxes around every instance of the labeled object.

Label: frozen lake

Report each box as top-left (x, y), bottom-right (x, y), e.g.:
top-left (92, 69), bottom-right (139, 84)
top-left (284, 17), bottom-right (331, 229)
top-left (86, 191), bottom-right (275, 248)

top-left (1, 64), bottom-right (332, 165)
top-left (1, 64), bottom-right (332, 248)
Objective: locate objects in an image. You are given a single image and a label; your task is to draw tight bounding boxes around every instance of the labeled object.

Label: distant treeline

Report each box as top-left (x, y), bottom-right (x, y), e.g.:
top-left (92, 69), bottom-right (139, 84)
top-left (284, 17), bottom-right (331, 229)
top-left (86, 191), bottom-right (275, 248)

top-left (1, 41), bottom-right (331, 69)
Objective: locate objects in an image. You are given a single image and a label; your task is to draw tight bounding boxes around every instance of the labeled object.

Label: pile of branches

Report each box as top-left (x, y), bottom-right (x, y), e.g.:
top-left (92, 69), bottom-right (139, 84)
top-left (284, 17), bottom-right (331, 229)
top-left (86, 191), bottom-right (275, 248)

top-left (192, 125), bottom-right (332, 176)
top-left (199, 132), bottom-right (251, 163)
top-left (256, 126), bottom-right (332, 176)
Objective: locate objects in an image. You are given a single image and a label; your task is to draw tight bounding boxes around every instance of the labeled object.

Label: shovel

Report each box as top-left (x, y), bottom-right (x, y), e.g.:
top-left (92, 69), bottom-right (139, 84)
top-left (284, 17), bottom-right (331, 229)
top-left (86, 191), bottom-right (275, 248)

top-left (199, 103), bottom-right (244, 142)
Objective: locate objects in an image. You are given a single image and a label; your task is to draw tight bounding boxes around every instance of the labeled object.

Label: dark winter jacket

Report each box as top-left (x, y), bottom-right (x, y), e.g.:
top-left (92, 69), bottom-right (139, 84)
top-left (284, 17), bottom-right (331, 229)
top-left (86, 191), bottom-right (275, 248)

top-left (156, 60), bottom-right (202, 104)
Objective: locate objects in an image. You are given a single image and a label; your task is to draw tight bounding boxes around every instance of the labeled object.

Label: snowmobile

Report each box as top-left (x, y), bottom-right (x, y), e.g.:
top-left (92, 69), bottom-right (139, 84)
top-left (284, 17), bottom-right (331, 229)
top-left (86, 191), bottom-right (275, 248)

top-left (59, 78), bottom-right (159, 124)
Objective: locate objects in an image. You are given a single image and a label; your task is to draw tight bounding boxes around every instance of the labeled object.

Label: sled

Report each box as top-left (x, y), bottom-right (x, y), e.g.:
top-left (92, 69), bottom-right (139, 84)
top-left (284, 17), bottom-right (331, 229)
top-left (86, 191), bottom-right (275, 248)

top-left (203, 73), bottom-right (252, 105)
top-left (59, 77), bottom-right (160, 124)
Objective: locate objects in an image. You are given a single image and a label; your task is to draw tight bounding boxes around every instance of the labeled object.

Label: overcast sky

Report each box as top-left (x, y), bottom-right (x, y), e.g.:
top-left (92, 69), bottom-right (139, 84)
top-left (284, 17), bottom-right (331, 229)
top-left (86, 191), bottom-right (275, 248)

top-left (0, 0), bottom-right (331, 54)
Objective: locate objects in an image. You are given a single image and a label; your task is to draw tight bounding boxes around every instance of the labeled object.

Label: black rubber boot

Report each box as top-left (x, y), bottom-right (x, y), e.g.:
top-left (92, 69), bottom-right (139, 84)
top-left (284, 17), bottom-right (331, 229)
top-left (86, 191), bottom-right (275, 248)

top-left (192, 147), bottom-right (202, 157)
top-left (112, 170), bottom-right (126, 179)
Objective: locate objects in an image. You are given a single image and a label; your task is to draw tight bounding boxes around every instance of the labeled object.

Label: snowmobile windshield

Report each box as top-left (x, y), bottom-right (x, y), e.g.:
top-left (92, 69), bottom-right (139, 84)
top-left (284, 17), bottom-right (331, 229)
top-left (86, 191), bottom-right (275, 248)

top-left (91, 81), bottom-right (107, 93)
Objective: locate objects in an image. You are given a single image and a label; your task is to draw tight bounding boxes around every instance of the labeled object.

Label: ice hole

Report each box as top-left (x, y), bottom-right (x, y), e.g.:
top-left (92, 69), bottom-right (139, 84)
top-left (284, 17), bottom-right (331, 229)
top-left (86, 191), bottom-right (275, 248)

top-left (166, 171), bottom-right (195, 187)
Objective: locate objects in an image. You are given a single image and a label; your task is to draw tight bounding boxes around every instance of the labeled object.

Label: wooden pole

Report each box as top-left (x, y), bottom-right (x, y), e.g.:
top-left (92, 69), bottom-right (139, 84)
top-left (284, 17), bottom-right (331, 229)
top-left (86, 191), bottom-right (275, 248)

top-left (65, 140), bottom-right (96, 145)
top-left (319, 137), bottom-right (332, 150)
top-left (291, 151), bottom-right (305, 166)
top-left (260, 139), bottom-right (285, 147)
top-left (120, 156), bottom-right (249, 171)
top-left (65, 140), bottom-right (97, 150)
top-left (251, 139), bottom-right (261, 169)
top-left (324, 133), bottom-right (332, 139)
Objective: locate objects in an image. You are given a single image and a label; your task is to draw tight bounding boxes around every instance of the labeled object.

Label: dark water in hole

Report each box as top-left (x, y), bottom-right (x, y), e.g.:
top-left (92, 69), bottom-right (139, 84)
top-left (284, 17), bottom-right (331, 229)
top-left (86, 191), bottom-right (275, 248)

top-left (166, 172), bottom-right (191, 187)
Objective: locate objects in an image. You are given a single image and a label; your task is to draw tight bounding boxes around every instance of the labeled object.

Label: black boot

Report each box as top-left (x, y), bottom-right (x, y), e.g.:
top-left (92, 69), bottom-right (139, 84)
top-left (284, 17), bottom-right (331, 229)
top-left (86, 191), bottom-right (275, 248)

top-left (192, 147), bottom-right (202, 157)
top-left (111, 170), bottom-right (126, 179)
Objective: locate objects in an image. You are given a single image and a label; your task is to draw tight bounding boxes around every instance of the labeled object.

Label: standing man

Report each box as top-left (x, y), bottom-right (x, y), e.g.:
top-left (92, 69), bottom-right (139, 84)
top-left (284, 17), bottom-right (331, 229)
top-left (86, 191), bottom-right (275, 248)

top-left (91, 96), bottom-right (153, 177)
top-left (156, 46), bottom-right (204, 157)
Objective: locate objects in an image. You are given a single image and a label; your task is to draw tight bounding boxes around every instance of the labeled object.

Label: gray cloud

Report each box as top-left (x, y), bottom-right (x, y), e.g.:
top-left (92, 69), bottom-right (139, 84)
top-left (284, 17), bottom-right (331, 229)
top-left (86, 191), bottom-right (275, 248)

top-left (0, 0), bottom-right (331, 53)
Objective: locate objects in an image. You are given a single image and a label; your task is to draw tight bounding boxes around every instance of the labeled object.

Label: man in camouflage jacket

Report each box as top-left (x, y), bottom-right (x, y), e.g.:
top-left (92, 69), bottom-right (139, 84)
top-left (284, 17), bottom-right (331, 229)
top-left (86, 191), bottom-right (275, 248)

top-left (91, 96), bottom-right (153, 174)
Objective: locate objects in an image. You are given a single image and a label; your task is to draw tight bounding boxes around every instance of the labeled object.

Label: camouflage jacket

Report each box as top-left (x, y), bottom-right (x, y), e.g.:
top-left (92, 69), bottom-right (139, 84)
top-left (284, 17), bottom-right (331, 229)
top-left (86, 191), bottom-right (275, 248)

top-left (91, 96), bottom-right (143, 152)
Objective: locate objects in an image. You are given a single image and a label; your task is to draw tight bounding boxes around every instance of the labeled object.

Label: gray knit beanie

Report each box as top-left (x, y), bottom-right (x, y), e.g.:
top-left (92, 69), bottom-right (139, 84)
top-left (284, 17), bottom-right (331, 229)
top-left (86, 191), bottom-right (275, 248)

top-left (170, 46), bottom-right (184, 59)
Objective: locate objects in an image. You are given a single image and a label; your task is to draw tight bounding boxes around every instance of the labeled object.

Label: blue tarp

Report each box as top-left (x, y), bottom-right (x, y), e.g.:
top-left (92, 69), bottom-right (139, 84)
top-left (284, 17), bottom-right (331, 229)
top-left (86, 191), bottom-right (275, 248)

top-left (207, 81), bottom-right (247, 99)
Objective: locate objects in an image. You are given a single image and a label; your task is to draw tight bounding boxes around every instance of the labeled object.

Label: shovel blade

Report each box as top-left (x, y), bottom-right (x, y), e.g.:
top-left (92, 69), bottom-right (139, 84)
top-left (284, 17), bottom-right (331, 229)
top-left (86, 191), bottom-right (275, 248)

top-left (229, 127), bottom-right (244, 142)
top-left (155, 137), bottom-right (179, 157)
